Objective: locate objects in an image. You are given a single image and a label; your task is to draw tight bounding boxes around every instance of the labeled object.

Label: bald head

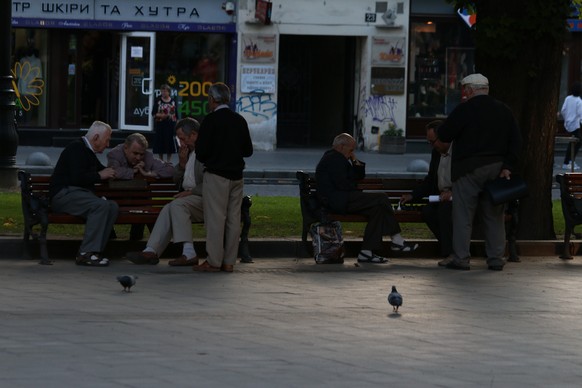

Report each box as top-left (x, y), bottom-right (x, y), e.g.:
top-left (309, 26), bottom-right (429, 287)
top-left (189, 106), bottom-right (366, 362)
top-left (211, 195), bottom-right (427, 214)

top-left (332, 133), bottom-right (356, 159)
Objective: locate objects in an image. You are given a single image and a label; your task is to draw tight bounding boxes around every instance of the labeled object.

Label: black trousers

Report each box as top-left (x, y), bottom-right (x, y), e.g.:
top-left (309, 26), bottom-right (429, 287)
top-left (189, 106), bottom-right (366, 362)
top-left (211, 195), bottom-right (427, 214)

top-left (345, 191), bottom-right (400, 251)
top-left (421, 201), bottom-right (453, 257)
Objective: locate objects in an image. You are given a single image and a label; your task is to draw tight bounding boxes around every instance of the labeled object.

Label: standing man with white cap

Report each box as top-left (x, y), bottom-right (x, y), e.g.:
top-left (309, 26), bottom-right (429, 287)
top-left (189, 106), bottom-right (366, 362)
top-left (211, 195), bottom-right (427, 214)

top-left (437, 73), bottom-right (522, 271)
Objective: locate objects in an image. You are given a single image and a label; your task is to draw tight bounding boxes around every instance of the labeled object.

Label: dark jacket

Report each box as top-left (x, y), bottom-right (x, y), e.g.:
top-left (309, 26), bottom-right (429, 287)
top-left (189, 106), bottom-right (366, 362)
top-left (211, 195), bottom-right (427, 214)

top-left (196, 107), bottom-right (253, 180)
top-left (49, 138), bottom-right (106, 198)
top-left (411, 148), bottom-right (441, 200)
top-left (315, 148), bottom-right (365, 214)
top-left (437, 94), bottom-right (522, 181)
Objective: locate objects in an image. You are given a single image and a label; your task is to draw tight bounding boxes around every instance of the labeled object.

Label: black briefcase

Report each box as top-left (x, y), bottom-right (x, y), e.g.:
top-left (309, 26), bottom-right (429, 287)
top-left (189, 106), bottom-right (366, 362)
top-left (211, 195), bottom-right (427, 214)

top-left (484, 176), bottom-right (528, 205)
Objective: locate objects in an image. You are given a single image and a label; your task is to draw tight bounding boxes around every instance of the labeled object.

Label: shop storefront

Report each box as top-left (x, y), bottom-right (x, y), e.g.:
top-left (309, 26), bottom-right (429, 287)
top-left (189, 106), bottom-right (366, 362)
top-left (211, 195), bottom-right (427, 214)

top-left (405, 0), bottom-right (475, 138)
top-left (11, 0), bottom-right (235, 140)
top-left (238, 0), bottom-right (413, 151)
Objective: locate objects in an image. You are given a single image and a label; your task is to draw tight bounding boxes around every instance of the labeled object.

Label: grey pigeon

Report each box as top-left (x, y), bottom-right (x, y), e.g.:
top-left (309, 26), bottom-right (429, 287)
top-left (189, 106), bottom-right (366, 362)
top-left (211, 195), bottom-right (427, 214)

top-left (117, 275), bottom-right (138, 292)
top-left (388, 285), bottom-right (402, 312)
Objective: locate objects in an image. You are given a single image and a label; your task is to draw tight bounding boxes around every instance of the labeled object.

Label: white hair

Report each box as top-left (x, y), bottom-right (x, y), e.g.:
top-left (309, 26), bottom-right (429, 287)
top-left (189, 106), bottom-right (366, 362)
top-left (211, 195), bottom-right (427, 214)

top-left (86, 120), bottom-right (112, 138)
top-left (208, 82), bottom-right (231, 104)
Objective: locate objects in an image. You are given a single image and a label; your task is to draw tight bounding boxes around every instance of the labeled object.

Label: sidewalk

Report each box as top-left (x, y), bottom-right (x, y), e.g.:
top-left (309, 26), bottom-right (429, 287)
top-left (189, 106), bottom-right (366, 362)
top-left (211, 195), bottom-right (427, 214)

top-left (15, 145), bottom-right (435, 177)
top-left (1, 256), bottom-right (581, 387)
top-left (13, 145), bottom-right (566, 198)
top-left (4, 146), bottom-right (582, 386)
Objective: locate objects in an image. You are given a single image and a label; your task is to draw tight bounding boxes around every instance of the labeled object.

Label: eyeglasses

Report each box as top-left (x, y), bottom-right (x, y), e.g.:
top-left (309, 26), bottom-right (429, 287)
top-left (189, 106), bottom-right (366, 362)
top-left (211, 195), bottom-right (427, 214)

top-left (427, 138), bottom-right (438, 145)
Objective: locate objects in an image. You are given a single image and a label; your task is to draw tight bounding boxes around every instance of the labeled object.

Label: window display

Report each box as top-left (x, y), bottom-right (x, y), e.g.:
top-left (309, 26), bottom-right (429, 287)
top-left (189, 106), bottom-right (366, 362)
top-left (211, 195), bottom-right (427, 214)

top-left (11, 28), bottom-right (48, 127)
top-left (408, 19), bottom-right (474, 119)
top-left (153, 33), bottom-right (227, 122)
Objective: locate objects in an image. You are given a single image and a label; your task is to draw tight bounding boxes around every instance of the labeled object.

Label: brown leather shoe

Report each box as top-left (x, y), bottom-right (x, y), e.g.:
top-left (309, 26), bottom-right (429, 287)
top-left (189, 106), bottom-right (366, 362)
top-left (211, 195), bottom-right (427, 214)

top-left (192, 260), bottom-right (220, 272)
top-left (126, 251), bottom-right (159, 265)
top-left (168, 255), bottom-right (199, 267)
top-left (221, 264), bottom-right (234, 272)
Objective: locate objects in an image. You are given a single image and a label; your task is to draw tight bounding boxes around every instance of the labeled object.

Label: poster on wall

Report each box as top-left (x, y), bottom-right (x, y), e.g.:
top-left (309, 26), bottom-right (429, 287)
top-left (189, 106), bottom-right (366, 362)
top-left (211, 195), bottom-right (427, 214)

top-left (371, 67), bottom-right (405, 95)
top-left (241, 65), bottom-right (276, 94)
top-left (371, 36), bottom-right (406, 66)
top-left (241, 34), bottom-right (276, 63)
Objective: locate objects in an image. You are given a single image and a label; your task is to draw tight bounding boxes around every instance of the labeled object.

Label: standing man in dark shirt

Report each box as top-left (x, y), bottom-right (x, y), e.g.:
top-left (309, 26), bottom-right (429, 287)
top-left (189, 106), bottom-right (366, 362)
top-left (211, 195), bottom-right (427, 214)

top-left (194, 83), bottom-right (253, 272)
top-left (50, 121), bottom-right (118, 266)
top-left (438, 73), bottom-right (522, 271)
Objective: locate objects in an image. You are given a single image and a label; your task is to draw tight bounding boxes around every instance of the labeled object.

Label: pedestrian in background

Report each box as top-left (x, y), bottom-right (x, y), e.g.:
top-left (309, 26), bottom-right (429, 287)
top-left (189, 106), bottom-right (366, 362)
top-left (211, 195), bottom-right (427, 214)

top-left (152, 84), bottom-right (177, 162)
top-left (437, 73), bottom-right (522, 271)
top-left (561, 81), bottom-right (582, 170)
top-left (194, 82), bottom-right (253, 272)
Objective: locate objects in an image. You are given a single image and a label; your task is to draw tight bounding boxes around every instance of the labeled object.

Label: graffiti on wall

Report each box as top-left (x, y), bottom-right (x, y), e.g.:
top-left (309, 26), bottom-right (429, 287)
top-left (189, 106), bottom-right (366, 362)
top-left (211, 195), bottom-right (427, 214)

top-left (363, 94), bottom-right (398, 127)
top-left (236, 91), bottom-right (277, 120)
top-left (11, 60), bottom-right (45, 112)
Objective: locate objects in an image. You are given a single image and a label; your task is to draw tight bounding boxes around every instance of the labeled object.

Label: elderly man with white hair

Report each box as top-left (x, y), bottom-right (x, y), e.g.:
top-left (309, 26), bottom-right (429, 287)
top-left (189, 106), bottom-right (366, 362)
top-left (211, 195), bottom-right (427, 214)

top-left (437, 73), bottom-right (522, 271)
top-left (49, 120), bottom-right (118, 267)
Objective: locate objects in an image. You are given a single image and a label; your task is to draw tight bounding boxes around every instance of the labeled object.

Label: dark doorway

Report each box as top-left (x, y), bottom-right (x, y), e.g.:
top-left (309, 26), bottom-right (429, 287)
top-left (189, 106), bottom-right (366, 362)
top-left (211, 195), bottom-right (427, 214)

top-left (78, 31), bottom-right (117, 128)
top-left (277, 35), bottom-right (355, 148)
top-left (48, 30), bottom-right (117, 129)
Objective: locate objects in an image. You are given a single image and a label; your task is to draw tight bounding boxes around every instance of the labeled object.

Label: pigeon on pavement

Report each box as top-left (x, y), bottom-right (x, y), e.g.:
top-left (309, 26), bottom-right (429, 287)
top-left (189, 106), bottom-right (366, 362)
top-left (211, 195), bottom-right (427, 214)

top-left (388, 285), bottom-right (402, 312)
top-left (117, 275), bottom-right (138, 292)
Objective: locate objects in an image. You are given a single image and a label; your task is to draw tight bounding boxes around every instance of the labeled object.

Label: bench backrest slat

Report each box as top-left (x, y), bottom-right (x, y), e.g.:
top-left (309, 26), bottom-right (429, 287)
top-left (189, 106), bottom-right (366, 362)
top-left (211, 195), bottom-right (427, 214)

top-left (23, 174), bottom-right (181, 208)
top-left (296, 171), bottom-right (423, 205)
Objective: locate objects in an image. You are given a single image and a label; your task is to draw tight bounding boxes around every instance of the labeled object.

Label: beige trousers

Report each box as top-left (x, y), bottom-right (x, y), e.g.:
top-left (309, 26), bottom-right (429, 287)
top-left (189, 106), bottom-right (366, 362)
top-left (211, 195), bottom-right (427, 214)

top-left (202, 172), bottom-right (243, 267)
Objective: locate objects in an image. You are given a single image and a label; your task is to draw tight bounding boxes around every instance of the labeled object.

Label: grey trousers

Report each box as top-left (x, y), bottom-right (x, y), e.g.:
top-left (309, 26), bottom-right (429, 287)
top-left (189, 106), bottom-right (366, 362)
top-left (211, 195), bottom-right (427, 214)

top-left (51, 186), bottom-right (119, 254)
top-left (146, 194), bottom-right (204, 256)
top-left (451, 162), bottom-right (505, 261)
top-left (202, 172), bottom-right (244, 267)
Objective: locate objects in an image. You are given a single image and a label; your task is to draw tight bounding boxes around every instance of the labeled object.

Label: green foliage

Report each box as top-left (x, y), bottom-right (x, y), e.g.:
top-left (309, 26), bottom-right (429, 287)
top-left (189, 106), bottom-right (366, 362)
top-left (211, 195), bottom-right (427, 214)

top-left (382, 121), bottom-right (404, 137)
top-left (0, 191), bottom-right (567, 239)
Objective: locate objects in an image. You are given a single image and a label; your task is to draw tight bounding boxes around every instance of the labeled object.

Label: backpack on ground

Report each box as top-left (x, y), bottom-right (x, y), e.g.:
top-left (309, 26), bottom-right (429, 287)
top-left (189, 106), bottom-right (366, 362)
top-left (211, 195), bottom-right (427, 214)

top-left (310, 221), bottom-right (344, 264)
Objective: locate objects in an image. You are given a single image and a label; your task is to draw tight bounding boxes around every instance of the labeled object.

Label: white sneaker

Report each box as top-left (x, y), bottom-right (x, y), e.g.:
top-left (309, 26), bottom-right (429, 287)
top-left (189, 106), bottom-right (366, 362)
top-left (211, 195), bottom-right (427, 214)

top-left (563, 163), bottom-right (581, 170)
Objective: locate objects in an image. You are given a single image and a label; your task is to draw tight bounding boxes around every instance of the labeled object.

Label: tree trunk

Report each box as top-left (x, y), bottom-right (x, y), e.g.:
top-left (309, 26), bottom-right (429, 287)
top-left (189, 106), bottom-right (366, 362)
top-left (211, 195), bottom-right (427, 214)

top-left (469, 0), bottom-right (570, 239)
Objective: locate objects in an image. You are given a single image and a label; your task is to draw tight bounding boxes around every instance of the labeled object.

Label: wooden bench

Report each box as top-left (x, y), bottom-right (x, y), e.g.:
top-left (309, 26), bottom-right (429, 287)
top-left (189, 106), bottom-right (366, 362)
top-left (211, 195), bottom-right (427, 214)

top-left (18, 170), bottom-right (252, 264)
top-left (556, 172), bottom-right (582, 259)
top-left (296, 170), bottom-right (520, 261)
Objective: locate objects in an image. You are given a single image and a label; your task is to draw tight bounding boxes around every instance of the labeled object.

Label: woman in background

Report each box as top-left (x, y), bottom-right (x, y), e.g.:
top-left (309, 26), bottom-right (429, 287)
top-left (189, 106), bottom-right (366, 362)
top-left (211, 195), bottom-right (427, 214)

top-left (152, 84), bottom-right (177, 162)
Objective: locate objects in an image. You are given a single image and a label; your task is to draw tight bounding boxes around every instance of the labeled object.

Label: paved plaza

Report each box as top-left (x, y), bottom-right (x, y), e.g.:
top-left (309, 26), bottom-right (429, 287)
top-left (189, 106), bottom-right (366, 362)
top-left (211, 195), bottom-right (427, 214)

top-left (4, 145), bottom-right (579, 386)
top-left (1, 256), bottom-right (582, 387)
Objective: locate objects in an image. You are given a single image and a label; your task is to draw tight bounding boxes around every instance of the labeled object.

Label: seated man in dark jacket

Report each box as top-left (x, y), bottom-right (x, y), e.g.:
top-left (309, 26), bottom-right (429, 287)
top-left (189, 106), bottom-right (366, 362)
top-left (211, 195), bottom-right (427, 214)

top-left (315, 133), bottom-right (418, 263)
top-left (401, 120), bottom-right (452, 258)
top-left (49, 120), bottom-right (118, 267)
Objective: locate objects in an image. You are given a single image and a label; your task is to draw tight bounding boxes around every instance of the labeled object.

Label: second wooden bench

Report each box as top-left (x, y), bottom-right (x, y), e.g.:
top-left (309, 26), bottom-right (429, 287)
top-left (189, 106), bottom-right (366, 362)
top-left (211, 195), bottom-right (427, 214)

top-left (296, 170), bottom-right (519, 261)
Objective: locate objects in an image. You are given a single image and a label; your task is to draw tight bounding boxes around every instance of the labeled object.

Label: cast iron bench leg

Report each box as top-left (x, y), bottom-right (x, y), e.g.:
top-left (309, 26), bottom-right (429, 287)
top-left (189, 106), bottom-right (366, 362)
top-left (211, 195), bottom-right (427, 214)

top-left (506, 200), bottom-right (520, 262)
top-left (239, 195), bottom-right (253, 263)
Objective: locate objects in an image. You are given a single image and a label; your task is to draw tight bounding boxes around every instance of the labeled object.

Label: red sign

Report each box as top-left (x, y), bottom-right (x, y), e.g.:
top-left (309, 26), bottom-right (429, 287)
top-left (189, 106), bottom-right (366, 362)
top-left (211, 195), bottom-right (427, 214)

top-left (255, 0), bottom-right (272, 25)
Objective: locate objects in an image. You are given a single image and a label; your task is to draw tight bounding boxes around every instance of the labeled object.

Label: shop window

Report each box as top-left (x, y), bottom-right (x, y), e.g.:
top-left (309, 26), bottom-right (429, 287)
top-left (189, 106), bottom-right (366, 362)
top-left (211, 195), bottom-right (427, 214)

top-left (408, 19), bottom-right (474, 119)
top-left (153, 33), bottom-right (227, 122)
top-left (12, 29), bottom-right (48, 127)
